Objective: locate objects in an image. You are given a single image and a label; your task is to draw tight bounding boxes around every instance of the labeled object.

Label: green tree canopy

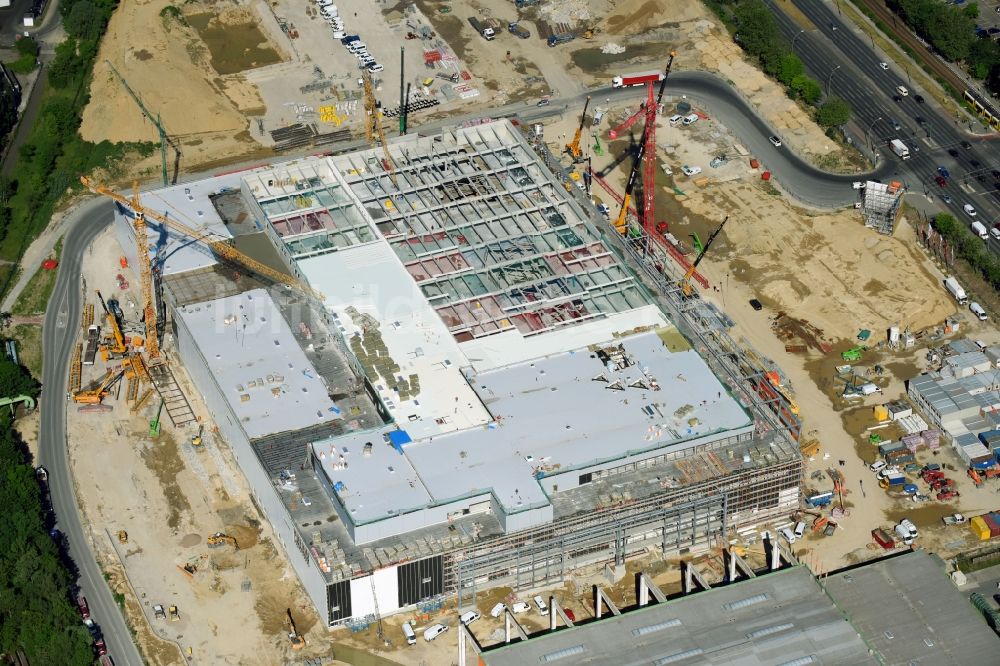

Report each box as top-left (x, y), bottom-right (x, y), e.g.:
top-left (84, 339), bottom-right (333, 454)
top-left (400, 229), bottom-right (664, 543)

top-left (777, 53), bottom-right (805, 86)
top-left (790, 74), bottom-right (823, 104)
top-left (0, 357), bottom-right (39, 398)
top-left (64, 1), bottom-right (107, 41)
top-left (816, 97), bottom-right (852, 127)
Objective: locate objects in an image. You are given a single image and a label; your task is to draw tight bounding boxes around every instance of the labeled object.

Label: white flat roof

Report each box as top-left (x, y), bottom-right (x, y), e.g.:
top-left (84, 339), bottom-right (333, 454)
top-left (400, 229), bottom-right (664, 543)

top-left (123, 176), bottom-right (241, 277)
top-left (176, 289), bottom-right (341, 439)
top-left (315, 331), bottom-right (753, 526)
top-left (299, 242), bottom-right (491, 440)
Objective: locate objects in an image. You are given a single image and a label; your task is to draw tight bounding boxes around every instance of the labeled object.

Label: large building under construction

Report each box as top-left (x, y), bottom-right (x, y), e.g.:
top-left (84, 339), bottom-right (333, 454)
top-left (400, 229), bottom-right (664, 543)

top-left (112, 120), bottom-right (802, 627)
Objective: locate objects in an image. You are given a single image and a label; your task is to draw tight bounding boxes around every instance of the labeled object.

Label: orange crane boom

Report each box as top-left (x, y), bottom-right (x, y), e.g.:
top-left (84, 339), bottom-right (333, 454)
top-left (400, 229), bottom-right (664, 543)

top-left (566, 95), bottom-right (591, 161)
top-left (80, 179), bottom-right (325, 318)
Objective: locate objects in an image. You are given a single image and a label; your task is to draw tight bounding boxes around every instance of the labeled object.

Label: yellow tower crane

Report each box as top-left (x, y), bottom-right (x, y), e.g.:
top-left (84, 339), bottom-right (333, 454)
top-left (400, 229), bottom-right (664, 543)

top-left (80, 179), bottom-right (325, 353)
top-left (361, 72), bottom-right (398, 187)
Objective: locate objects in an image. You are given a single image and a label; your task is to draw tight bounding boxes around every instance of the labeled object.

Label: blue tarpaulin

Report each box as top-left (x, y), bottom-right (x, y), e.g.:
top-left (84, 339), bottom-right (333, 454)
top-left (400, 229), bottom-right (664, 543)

top-left (388, 430), bottom-right (412, 454)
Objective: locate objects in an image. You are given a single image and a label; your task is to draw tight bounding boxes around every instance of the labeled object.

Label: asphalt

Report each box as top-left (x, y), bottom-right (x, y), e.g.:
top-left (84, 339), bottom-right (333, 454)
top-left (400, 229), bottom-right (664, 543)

top-left (772, 0), bottom-right (1000, 237)
top-left (33, 66), bottom-right (902, 662)
top-left (39, 198), bottom-right (143, 666)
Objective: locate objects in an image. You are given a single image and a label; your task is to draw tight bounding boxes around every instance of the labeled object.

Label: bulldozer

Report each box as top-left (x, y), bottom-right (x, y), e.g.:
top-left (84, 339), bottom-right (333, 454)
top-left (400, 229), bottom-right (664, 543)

top-left (207, 532), bottom-right (239, 549)
top-left (286, 608), bottom-right (305, 650)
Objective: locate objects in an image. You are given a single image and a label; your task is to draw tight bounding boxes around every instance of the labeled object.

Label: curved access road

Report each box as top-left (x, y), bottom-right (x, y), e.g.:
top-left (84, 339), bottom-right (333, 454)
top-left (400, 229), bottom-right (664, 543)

top-left (39, 198), bottom-right (143, 666)
top-left (587, 70), bottom-right (893, 208)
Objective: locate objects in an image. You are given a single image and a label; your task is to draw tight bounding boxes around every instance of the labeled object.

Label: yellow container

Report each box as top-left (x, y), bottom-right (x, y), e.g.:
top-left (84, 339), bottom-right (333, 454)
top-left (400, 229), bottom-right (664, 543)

top-left (873, 405), bottom-right (889, 421)
top-left (971, 516), bottom-right (991, 541)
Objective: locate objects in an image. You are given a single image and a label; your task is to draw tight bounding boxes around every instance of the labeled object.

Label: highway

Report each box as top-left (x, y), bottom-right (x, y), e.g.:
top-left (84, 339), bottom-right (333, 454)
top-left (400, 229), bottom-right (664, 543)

top-left (32, 66), bottom-right (888, 663)
top-left (769, 0), bottom-right (1000, 235)
top-left (39, 197), bottom-right (143, 666)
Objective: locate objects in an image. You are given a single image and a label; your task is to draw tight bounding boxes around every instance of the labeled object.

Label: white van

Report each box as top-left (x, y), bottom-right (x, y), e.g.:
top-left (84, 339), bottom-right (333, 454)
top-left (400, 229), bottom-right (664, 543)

top-left (970, 302), bottom-right (988, 321)
top-left (490, 602), bottom-right (506, 618)
top-left (859, 382), bottom-right (882, 396)
top-left (511, 601), bottom-right (531, 614)
top-left (793, 521), bottom-right (806, 539)
top-left (349, 41), bottom-right (367, 53)
top-left (894, 523), bottom-right (913, 545)
top-left (459, 610), bottom-right (481, 626)
top-left (896, 85), bottom-right (909, 96)
top-left (533, 595), bottom-right (549, 616)
top-left (780, 527), bottom-right (796, 545)
top-left (401, 621), bottom-right (416, 645)
top-left (423, 623), bottom-right (448, 642)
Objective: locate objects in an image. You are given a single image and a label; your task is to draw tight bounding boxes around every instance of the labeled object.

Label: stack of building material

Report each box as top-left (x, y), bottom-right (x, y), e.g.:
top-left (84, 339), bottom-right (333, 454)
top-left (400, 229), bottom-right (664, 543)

top-left (922, 429), bottom-right (941, 449)
top-left (902, 432), bottom-right (925, 452)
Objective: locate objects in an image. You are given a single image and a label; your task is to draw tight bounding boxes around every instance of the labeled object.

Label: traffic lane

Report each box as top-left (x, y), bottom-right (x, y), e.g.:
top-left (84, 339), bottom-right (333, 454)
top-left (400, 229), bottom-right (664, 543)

top-left (40, 200), bottom-right (143, 666)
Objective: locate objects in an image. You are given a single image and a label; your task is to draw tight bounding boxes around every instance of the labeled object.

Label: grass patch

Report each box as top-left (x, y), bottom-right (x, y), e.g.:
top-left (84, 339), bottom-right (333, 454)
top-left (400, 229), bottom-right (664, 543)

top-left (12, 237), bottom-right (62, 315)
top-left (9, 324), bottom-right (42, 378)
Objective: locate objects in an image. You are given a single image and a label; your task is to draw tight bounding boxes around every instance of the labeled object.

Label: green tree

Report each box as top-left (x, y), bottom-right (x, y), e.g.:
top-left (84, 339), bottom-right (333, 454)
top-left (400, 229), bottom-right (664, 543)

top-left (15, 36), bottom-right (39, 58)
top-left (777, 53), bottom-right (805, 86)
top-left (47, 39), bottom-right (83, 89)
top-left (967, 38), bottom-right (1000, 80)
top-left (64, 1), bottom-right (107, 41)
top-left (790, 74), bottom-right (823, 104)
top-left (927, 9), bottom-right (975, 61)
top-left (0, 357), bottom-right (39, 398)
top-left (816, 97), bottom-right (851, 127)
top-left (962, 3), bottom-right (979, 19)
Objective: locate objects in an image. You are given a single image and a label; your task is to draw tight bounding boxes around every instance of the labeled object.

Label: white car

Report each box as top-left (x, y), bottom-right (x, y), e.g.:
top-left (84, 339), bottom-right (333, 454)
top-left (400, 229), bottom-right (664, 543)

top-left (852, 181), bottom-right (866, 189)
top-left (682, 113), bottom-right (699, 126)
top-left (489, 602), bottom-right (506, 618)
top-left (768, 135), bottom-right (782, 147)
top-left (332, 30), bottom-right (346, 39)
top-left (511, 601), bottom-right (531, 614)
top-left (533, 595), bottom-right (549, 616)
top-left (879, 62), bottom-right (889, 70)
top-left (460, 610), bottom-right (481, 625)
top-left (779, 526), bottom-right (796, 545)
top-left (869, 460), bottom-right (887, 473)
top-left (423, 623), bottom-right (448, 642)
top-left (668, 114), bottom-right (683, 125)
top-left (368, 63), bottom-right (384, 73)
top-left (964, 203), bottom-right (977, 217)
top-left (681, 165), bottom-right (702, 176)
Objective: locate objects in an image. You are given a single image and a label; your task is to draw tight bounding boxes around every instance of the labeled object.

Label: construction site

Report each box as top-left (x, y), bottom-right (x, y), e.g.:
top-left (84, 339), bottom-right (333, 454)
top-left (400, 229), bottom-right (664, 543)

top-left (65, 86), bottom-right (818, 657)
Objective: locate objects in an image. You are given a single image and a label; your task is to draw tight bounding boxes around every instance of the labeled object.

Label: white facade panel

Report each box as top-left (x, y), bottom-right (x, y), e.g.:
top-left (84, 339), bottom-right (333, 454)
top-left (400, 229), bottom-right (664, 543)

top-left (349, 567), bottom-right (400, 618)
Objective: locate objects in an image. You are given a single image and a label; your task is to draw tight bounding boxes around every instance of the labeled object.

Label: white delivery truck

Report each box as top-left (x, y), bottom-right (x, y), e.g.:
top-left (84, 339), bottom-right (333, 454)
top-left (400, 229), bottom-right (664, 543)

top-left (944, 276), bottom-right (968, 305)
top-left (972, 221), bottom-right (989, 239)
top-left (889, 139), bottom-right (910, 159)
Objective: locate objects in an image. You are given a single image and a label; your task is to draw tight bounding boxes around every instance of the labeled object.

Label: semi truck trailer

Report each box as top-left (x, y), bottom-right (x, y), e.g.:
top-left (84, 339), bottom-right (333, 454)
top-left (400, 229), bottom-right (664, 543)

top-left (612, 70), bottom-right (666, 88)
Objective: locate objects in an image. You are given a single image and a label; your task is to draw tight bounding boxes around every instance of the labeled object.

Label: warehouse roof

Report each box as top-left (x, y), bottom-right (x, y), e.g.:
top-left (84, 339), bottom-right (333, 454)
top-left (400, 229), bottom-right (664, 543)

top-left (119, 175), bottom-right (242, 277)
top-left (823, 550), bottom-right (998, 665)
top-left (175, 289), bottom-right (341, 439)
top-left (482, 565), bottom-right (875, 666)
top-left (315, 331), bottom-right (753, 527)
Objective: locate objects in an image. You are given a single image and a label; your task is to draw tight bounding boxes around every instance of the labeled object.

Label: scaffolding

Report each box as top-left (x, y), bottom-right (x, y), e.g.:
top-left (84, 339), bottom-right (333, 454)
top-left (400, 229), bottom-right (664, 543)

top-left (861, 180), bottom-right (905, 235)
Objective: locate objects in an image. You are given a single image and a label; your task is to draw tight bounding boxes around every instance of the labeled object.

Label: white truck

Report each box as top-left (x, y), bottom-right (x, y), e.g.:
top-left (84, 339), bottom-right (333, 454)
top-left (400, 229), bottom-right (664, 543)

top-left (889, 139), bottom-right (910, 160)
top-left (972, 221), bottom-right (989, 239)
top-left (944, 276), bottom-right (968, 305)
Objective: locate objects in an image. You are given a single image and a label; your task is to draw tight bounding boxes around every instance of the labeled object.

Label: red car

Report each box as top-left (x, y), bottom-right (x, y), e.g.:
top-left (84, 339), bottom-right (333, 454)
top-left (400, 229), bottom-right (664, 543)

top-left (922, 469), bottom-right (945, 483)
top-left (564, 608), bottom-right (576, 622)
top-left (937, 490), bottom-right (960, 501)
top-left (932, 478), bottom-right (954, 491)
top-left (934, 175), bottom-right (947, 187)
top-left (94, 639), bottom-right (107, 656)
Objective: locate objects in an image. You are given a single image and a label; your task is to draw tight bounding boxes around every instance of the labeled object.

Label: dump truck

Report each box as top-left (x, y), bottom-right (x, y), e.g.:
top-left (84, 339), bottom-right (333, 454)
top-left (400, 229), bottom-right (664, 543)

top-left (508, 22), bottom-right (530, 39)
top-left (944, 276), bottom-right (968, 304)
top-left (547, 32), bottom-right (575, 47)
top-left (889, 139), bottom-right (910, 160)
top-left (468, 17), bottom-right (495, 40)
top-left (612, 70), bottom-right (666, 88)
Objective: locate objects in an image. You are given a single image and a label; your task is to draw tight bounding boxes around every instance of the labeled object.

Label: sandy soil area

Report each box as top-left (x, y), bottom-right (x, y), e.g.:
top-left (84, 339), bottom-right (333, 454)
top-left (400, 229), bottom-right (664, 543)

top-left (81, 0), bottom-right (275, 177)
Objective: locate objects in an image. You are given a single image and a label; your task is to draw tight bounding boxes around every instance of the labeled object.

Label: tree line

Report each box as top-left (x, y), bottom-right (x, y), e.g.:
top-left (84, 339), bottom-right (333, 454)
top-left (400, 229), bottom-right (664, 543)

top-left (704, 0), bottom-right (852, 129)
top-left (0, 356), bottom-right (95, 664)
top-left (891, 0), bottom-right (1000, 93)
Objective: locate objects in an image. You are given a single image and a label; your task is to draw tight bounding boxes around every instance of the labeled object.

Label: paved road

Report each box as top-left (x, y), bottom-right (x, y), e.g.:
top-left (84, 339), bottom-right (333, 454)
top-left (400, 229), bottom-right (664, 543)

top-left (772, 0), bottom-right (1000, 232)
top-left (40, 198), bottom-right (143, 666)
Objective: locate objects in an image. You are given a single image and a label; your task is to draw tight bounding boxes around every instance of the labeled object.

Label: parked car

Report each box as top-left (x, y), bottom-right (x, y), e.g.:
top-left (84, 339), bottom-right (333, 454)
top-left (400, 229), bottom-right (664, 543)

top-left (749, 298), bottom-right (763, 311)
top-left (900, 518), bottom-right (918, 538)
top-left (490, 602), bottom-right (506, 618)
top-left (423, 624), bottom-right (448, 642)
top-left (533, 595), bottom-right (549, 616)
top-left (460, 611), bottom-right (481, 625)
top-left (780, 526), bottom-right (796, 545)
top-left (668, 114), bottom-right (683, 125)
top-left (682, 113), bottom-right (699, 125)
top-left (681, 165), bottom-right (702, 176)
top-left (511, 601), bottom-right (531, 614)
top-left (869, 460), bottom-right (887, 473)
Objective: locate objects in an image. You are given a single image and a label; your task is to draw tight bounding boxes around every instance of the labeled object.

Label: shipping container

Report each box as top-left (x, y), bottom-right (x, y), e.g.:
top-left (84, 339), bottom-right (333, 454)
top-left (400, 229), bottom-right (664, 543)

top-left (872, 528), bottom-right (895, 549)
top-left (971, 516), bottom-right (992, 541)
top-left (980, 430), bottom-right (1000, 448)
top-left (982, 512), bottom-right (1000, 538)
top-left (873, 404), bottom-right (889, 421)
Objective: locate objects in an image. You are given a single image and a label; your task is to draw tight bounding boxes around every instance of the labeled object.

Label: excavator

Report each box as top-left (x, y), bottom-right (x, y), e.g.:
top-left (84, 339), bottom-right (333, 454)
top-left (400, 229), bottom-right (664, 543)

top-left (96, 289), bottom-right (127, 360)
top-left (206, 532), bottom-right (238, 549)
top-left (73, 369), bottom-right (124, 404)
top-left (286, 608), bottom-right (305, 650)
top-left (680, 216), bottom-right (729, 297)
top-left (565, 96), bottom-right (591, 162)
